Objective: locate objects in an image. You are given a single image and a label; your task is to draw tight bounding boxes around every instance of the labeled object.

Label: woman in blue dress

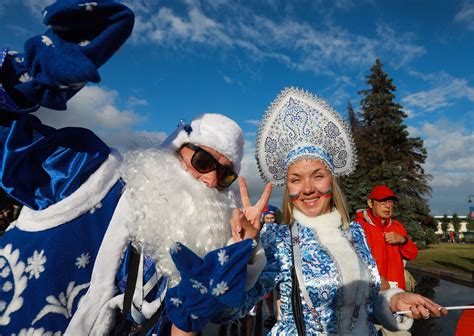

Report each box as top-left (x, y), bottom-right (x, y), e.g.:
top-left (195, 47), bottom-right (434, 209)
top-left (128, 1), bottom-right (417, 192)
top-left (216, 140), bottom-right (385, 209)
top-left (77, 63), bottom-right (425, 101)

top-left (228, 87), bottom-right (447, 335)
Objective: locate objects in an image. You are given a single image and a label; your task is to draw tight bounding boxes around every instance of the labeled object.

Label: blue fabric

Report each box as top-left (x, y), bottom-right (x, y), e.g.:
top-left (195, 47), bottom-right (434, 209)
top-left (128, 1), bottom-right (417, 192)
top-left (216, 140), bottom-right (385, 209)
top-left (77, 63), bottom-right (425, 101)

top-left (116, 244), bottom-right (167, 302)
top-left (114, 243), bottom-right (170, 335)
top-left (218, 222), bottom-right (380, 335)
top-left (0, 0), bottom-right (135, 209)
top-left (285, 145), bottom-right (334, 173)
top-left (0, 112), bottom-right (110, 210)
top-left (166, 239), bottom-right (255, 332)
top-left (0, 179), bottom-right (123, 335)
top-left (0, 0), bottom-right (134, 112)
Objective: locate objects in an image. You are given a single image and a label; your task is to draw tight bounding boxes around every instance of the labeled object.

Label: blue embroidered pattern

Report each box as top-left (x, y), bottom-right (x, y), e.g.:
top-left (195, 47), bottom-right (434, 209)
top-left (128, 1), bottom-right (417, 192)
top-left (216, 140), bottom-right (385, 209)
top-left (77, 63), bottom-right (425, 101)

top-left (221, 221), bottom-right (379, 335)
top-left (255, 88), bottom-right (357, 185)
top-left (285, 146), bottom-right (334, 174)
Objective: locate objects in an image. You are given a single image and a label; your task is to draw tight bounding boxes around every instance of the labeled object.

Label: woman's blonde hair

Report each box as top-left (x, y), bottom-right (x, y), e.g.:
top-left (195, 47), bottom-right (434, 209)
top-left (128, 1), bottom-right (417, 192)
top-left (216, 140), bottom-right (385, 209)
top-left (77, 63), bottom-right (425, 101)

top-left (282, 175), bottom-right (350, 229)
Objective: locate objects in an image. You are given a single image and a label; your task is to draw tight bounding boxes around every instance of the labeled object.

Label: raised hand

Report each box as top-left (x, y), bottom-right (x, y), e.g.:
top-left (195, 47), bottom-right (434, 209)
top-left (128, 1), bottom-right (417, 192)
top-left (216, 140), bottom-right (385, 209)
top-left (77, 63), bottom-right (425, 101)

top-left (231, 177), bottom-right (272, 243)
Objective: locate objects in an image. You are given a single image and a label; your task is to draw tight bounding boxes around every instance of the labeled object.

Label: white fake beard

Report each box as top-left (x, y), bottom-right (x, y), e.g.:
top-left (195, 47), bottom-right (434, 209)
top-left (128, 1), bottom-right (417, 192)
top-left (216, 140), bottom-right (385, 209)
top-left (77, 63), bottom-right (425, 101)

top-left (120, 149), bottom-right (238, 286)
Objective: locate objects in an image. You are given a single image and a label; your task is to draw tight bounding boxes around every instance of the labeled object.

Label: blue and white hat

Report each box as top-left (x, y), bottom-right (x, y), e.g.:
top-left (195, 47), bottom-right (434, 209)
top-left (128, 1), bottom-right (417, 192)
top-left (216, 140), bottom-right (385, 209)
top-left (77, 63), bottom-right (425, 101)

top-left (255, 87), bottom-right (357, 186)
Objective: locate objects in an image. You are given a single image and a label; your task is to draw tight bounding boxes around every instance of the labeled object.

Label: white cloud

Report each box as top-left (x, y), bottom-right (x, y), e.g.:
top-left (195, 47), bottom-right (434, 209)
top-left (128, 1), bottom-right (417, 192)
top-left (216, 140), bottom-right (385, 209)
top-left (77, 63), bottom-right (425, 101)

top-left (239, 150), bottom-right (284, 206)
top-left (402, 74), bottom-right (474, 114)
top-left (375, 25), bottom-right (425, 68)
top-left (454, 1), bottom-right (474, 31)
top-left (407, 119), bottom-right (474, 214)
top-left (128, 96), bottom-right (149, 107)
top-left (127, 1), bottom-right (425, 79)
top-left (23, 0), bottom-right (54, 17)
top-left (34, 85), bottom-right (166, 150)
top-left (419, 120), bottom-right (474, 188)
top-left (36, 86), bottom-right (142, 129)
top-left (245, 119), bottom-right (260, 126)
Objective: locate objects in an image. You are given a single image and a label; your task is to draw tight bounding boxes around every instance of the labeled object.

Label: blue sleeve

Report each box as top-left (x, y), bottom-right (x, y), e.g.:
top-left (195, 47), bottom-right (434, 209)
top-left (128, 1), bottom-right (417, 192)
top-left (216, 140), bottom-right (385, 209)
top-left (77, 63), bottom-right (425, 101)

top-left (0, 0), bottom-right (134, 209)
top-left (214, 224), bottom-right (286, 322)
top-left (0, 0), bottom-right (134, 112)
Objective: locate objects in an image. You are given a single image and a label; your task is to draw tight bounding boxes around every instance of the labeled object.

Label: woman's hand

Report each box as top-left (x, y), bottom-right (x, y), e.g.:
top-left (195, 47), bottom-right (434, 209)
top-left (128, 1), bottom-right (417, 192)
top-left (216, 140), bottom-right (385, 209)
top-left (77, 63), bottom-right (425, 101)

top-left (390, 292), bottom-right (448, 319)
top-left (231, 177), bottom-right (272, 243)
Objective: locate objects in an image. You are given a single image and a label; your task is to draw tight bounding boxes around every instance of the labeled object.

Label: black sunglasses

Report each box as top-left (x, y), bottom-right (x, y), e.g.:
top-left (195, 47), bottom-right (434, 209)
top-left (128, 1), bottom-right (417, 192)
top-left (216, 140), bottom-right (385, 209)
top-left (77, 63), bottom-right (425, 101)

top-left (183, 143), bottom-right (238, 188)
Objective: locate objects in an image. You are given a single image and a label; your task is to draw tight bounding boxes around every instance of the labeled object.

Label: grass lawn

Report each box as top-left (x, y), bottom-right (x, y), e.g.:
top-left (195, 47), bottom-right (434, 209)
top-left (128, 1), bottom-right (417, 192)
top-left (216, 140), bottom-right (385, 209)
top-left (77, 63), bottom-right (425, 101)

top-left (407, 243), bottom-right (474, 277)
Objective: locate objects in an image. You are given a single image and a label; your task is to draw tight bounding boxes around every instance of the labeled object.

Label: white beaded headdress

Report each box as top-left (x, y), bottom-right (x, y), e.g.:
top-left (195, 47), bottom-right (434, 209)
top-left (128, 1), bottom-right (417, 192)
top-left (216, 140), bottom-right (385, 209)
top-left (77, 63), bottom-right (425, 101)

top-left (255, 87), bottom-right (357, 186)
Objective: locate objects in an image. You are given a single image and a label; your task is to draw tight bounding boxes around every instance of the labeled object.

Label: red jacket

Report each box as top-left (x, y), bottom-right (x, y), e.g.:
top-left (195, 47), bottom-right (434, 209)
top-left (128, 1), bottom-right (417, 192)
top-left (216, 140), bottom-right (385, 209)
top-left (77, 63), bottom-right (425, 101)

top-left (354, 209), bottom-right (418, 290)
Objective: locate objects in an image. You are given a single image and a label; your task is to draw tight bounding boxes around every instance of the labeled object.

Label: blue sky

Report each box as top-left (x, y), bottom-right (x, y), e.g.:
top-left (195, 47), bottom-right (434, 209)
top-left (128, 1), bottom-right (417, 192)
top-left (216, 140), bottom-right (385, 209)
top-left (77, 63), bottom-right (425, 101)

top-left (1, 0), bottom-right (473, 216)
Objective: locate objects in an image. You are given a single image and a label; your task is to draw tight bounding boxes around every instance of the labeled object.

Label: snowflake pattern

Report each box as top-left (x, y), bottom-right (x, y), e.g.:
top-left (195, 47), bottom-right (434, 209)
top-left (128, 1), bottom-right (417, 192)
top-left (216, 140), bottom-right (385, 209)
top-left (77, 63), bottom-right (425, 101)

top-left (17, 327), bottom-right (62, 336)
top-left (212, 281), bottom-right (228, 296)
top-left (0, 259), bottom-right (5, 268)
top-left (78, 40), bottom-right (90, 46)
top-left (217, 249), bottom-right (229, 266)
top-left (0, 300), bottom-right (6, 312)
top-left (2, 281), bottom-right (13, 292)
top-left (19, 73), bottom-right (32, 83)
top-left (170, 297), bottom-right (182, 307)
top-left (1, 266), bottom-right (11, 278)
top-left (190, 279), bottom-right (208, 294)
top-left (79, 2), bottom-right (98, 11)
top-left (75, 252), bottom-right (91, 269)
top-left (191, 314), bottom-right (199, 320)
top-left (25, 250), bottom-right (47, 280)
top-left (32, 281), bottom-right (89, 324)
top-left (41, 35), bottom-right (54, 47)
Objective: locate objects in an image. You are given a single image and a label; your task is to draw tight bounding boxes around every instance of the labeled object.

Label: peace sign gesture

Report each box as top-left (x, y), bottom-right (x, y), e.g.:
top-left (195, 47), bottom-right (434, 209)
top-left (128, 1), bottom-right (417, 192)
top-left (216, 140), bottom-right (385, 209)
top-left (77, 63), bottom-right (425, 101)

top-left (231, 176), bottom-right (272, 243)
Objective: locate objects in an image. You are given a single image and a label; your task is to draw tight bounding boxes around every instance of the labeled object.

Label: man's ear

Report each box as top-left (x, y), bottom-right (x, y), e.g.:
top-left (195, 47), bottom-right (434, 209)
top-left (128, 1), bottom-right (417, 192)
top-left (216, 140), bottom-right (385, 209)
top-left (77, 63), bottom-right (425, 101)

top-left (367, 199), bottom-right (373, 209)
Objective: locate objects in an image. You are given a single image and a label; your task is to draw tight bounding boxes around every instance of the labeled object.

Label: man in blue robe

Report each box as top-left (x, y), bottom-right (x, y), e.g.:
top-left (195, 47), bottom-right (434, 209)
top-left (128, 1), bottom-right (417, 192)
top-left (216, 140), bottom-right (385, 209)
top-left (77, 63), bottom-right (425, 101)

top-left (0, 1), bottom-right (260, 334)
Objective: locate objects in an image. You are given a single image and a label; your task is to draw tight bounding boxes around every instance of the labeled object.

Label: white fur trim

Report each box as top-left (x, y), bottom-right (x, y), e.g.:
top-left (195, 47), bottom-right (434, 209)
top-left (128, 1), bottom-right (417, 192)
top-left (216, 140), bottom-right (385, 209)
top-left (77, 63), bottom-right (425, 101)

top-left (16, 149), bottom-right (122, 231)
top-left (160, 113), bottom-right (244, 173)
top-left (66, 193), bottom-right (131, 335)
top-left (246, 242), bottom-right (266, 290)
top-left (89, 294), bottom-right (123, 336)
top-left (226, 238), bottom-right (267, 291)
top-left (374, 288), bottom-right (414, 331)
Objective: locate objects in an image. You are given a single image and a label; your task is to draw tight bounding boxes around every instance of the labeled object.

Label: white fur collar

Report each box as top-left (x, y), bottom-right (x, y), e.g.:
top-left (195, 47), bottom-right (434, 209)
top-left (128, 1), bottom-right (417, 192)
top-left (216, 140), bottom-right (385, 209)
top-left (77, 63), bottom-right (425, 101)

top-left (293, 208), bottom-right (341, 232)
top-left (15, 149), bottom-right (122, 232)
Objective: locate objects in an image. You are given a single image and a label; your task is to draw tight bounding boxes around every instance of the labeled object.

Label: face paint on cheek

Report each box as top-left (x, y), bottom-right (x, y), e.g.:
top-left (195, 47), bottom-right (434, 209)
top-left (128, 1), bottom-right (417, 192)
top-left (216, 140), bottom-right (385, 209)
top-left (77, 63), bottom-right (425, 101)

top-left (316, 186), bottom-right (333, 198)
top-left (289, 192), bottom-right (300, 202)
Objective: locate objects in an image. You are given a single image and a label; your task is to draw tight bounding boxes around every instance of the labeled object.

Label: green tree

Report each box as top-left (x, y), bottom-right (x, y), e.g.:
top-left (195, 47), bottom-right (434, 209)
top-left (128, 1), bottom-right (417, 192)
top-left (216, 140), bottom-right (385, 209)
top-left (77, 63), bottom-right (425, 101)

top-left (468, 218), bottom-right (474, 232)
top-left (341, 59), bottom-right (436, 245)
top-left (441, 214), bottom-right (449, 239)
top-left (452, 213), bottom-right (461, 235)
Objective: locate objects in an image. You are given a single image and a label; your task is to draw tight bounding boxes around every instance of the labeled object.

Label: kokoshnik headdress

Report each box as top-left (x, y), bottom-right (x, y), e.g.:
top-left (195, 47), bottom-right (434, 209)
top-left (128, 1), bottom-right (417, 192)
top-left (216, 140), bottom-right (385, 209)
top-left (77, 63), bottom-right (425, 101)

top-left (255, 87), bottom-right (357, 186)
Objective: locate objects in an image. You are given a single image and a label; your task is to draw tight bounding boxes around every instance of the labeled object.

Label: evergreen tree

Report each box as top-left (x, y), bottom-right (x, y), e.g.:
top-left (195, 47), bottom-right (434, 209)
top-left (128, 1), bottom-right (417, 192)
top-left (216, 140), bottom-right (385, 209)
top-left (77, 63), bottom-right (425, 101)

top-left (441, 214), bottom-right (449, 239)
top-left (452, 213), bottom-right (461, 235)
top-left (341, 59), bottom-right (435, 246)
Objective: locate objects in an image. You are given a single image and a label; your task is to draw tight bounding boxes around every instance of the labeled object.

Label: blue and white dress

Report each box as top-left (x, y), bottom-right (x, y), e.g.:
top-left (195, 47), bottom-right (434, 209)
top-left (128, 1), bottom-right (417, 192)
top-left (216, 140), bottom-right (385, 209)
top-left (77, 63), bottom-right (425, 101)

top-left (221, 209), bottom-right (413, 335)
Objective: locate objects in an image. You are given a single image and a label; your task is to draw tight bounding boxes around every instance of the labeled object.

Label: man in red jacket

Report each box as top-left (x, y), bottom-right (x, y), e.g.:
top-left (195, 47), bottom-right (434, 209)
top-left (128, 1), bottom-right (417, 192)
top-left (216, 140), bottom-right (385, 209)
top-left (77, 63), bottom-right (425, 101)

top-left (355, 185), bottom-right (418, 290)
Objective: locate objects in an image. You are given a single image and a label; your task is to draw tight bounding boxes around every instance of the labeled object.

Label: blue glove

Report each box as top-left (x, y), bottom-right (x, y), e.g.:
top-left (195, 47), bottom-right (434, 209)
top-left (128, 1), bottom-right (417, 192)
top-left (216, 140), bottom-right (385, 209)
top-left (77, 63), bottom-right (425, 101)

top-left (1, 0), bottom-right (134, 112)
top-left (166, 239), bottom-right (256, 332)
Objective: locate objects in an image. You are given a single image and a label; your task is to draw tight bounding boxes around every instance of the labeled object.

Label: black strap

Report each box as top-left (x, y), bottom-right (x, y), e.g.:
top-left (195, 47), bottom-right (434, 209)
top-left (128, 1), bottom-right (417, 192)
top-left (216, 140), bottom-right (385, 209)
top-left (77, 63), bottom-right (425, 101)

top-left (136, 303), bottom-right (166, 336)
top-left (115, 247), bottom-right (141, 335)
top-left (116, 247), bottom-right (168, 336)
top-left (289, 224), bottom-right (305, 336)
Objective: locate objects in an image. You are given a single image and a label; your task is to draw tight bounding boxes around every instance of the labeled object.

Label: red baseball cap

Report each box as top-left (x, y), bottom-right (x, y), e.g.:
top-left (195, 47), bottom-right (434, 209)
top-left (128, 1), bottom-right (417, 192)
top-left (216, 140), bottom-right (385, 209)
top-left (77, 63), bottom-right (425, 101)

top-left (369, 185), bottom-right (398, 201)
